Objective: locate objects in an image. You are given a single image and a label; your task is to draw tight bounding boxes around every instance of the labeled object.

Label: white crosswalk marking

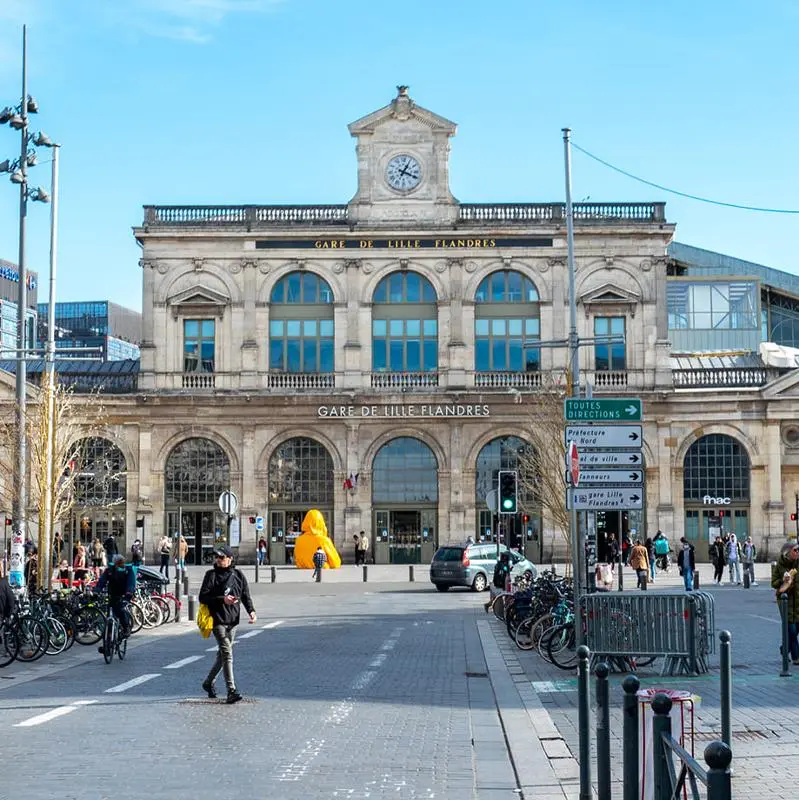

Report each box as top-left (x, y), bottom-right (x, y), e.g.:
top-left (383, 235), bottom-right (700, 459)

top-left (262, 620), bottom-right (284, 629)
top-left (15, 700), bottom-right (97, 728)
top-left (164, 655), bottom-right (205, 669)
top-left (105, 674), bottom-right (161, 693)
top-left (237, 630), bottom-right (262, 639)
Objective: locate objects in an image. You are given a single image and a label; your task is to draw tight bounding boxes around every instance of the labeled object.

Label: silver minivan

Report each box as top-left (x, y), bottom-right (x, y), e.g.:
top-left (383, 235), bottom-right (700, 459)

top-left (429, 543), bottom-right (537, 592)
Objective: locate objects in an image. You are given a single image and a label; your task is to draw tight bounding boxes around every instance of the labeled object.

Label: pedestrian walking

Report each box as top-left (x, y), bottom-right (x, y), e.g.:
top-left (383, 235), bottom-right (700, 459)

top-left (131, 538), bottom-right (144, 567)
top-left (677, 537), bottom-right (695, 591)
top-left (158, 534), bottom-right (171, 580)
top-left (709, 534), bottom-right (726, 584)
top-left (629, 539), bottom-right (649, 590)
top-left (257, 537), bottom-right (268, 566)
top-left (772, 542), bottom-right (799, 664)
top-left (356, 530), bottom-right (369, 565)
top-left (52, 531), bottom-right (63, 569)
top-left (24, 547), bottom-right (38, 589)
top-left (644, 536), bottom-right (656, 583)
top-left (653, 530), bottom-right (670, 573)
top-left (742, 535), bottom-right (757, 586)
top-left (312, 545), bottom-right (327, 580)
top-left (199, 544), bottom-right (256, 704)
top-left (91, 536), bottom-right (106, 578)
top-left (103, 532), bottom-right (118, 564)
top-left (727, 533), bottom-right (742, 585)
top-left (73, 542), bottom-right (89, 582)
top-left (174, 535), bottom-right (188, 573)
top-left (353, 533), bottom-right (362, 566)
top-left (606, 534), bottom-right (619, 573)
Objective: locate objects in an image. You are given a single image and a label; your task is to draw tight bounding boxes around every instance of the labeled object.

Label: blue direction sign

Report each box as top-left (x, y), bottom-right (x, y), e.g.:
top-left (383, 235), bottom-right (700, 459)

top-left (567, 487), bottom-right (644, 510)
top-left (565, 425), bottom-right (642, 449)
top-left (564, 398), bottom-right (642, 422)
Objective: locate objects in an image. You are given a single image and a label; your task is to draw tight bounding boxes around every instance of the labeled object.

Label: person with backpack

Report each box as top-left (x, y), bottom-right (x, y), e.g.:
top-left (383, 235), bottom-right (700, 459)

top-left (96, 554), bottom-right (136, 652)
top-left (312, 545), bottom-right (327, 580)
top-left (158, 534), bottom-right (171, 580)
top-left (199, 544), bottom-right (256, 704)
top-left (709, 534), bottom-right (726, 585)
top-left (131, 538), bottom-right (143, 567)
top-left (653, 530), bottom-right (671, 573)
top-left (103, 533), bottom-right (118, 565)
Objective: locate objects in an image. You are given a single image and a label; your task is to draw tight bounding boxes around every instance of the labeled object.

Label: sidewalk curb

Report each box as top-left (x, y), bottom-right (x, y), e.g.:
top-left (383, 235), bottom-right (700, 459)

top-left (477, 618), bottom-right (579, 794)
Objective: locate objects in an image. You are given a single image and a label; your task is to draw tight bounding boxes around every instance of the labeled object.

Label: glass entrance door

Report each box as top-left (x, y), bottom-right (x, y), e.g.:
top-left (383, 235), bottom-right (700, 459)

top-left (685, 508), bottom-right (749, 545)
top-left (389, 510), bottom-right (421, 564)
top-left (166, 509), bottom-right (224, 565)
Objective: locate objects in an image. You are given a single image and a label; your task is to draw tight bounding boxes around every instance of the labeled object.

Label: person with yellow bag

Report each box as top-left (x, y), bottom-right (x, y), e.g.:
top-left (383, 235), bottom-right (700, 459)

top-left (198, 544), bottom-right (256, 704)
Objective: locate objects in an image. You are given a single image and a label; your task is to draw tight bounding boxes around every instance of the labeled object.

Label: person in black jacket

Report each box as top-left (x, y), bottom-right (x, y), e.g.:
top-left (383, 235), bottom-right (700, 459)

top-left (0, 562), bottom-right (17, 621)
top-left (677, 537), bottom-right (696, 592)
top-left (199, 544), bottom-right (256, 704)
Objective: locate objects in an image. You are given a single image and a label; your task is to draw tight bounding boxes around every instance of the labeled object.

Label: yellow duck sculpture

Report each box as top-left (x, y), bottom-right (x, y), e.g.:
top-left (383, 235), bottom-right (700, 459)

top-left (293, 509), bottom-right (341, 569)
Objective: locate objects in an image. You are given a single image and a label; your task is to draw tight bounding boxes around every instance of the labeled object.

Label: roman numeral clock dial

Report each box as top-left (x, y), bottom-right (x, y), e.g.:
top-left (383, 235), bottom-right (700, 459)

top-left (386, 154), bottom-right (422, 192)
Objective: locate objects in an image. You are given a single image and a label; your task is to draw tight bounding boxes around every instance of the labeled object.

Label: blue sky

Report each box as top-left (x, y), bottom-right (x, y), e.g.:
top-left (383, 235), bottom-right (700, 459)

top-left (0, 0), bottom-right (797, 312)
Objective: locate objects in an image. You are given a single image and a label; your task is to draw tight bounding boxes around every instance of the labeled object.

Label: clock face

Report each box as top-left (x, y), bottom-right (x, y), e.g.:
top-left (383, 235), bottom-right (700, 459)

top-left (386, 154), bottom-right (422, 192)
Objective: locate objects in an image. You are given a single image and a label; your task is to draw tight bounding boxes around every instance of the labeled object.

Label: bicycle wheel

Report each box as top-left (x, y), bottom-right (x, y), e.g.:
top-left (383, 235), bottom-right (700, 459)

top-left (44, 617), bottom-right (68, 656)
top-left (117, 631), bottom-right (127, 661)
top-left (129, 602), bottom-right (145, 633)
top-left (0, 624), bottom-right (18, 667)
top-left (74, 607), bottom-right (104, 646)
top-left (150, 595), bottom-right (171, 624)
top-left (103, 619), bottom-right (115, 665)
top-left (15, 617), bottom-right (48, 662)
top-left (514, 616), bottom-right (537, 651)
top-left (492, 593), bottom-right (507, 622)
top-left (54, 611), bottom-right (77, 651)
top-left (140, 600), bottom-right (163, 629)
top-left (547, 624), bottom-right (579, 671)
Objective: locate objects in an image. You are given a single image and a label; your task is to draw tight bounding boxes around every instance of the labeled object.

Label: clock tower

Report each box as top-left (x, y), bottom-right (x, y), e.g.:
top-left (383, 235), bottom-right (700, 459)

top-left (348, 86), bottom-right (458, 226)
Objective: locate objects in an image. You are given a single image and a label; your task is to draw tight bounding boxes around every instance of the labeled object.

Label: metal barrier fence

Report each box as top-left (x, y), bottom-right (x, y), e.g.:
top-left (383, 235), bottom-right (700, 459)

top-left (578, 630), bottom-right (733, 800)
top-left (581, 591), bottom-right (715, 675)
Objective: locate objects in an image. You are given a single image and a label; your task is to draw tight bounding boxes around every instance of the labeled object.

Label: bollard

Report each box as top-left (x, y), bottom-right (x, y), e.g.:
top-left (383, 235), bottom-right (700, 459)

top-left (595, 663), bottom-right (611, 800)
top-left (270, 565), bottom-right (276, 584)
top-left (651, 693), bottom-right (673, 800)
top-left (363, 564), bottom-right (368, 583)
top-left (577, 645), bottom-right (592, 800)
top-left (780, 592), bottom-right (791, 677)
top-left (687, 596), bottom-right (697, 675)
top-left (409, 564), bottom-right (414, 582)
top-left (188, 595), bottom-right (197, 622)
top-left (183, 573), bottom-right (190, 596)
top-left (693, 570), bottom-right (700, 589)
top-left (622, 674), bottom-right (640, 800)
top-left (255, 559), bottom-right (259, 584)
top-left (175, 579), bottom-right (182, 623)
top-left (704, 741), bottom-right (732, 800)
top-left (743, 569), bottom-right (750, 589)
top-left (719, 630), bottom-right (732, 751)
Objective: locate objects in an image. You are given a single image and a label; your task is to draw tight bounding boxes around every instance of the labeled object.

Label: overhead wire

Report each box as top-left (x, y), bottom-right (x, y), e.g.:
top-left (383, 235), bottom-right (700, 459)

top-left (570, 141), bottom-right (799, 215)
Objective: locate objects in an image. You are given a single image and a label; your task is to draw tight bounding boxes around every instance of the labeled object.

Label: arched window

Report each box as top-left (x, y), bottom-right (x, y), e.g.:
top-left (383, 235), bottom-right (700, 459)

top-left (372, 437), bottom-right (438, 503)
top-left (372, 272), bottom-right (438, 373)
top-left (268, 437), bottom-right (334, 505)
top-left (474, 270), bottom-right (540, 372)
top-left (70, 437), bottom-right (127, 507)
top-left (270, 272), bottom-right (334, 373)
top-left (165, 438), bottom-right (230, 505)
top-left (683, 434), bottom-right (750, 503)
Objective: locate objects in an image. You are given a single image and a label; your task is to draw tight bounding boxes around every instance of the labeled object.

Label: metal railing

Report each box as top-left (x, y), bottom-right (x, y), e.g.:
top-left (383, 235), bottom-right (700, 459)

top-left (370, 371), bottom-right (439, 389)
top-left (142, 202), bottom-right (667, 228)
top-left (266, 372), bottom-right (335, 390)
top-left (581, 591), bottom-right (715, 675)
top-left (579, 631), bottom-right (733, 800)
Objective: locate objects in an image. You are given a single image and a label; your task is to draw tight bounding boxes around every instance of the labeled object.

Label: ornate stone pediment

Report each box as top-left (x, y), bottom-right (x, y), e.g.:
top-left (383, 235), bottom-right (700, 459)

top-left (167, 285), bottom-right (229, 320)
top-left (580, 282), bottom-right (640, 317)
top-left (348, 86), bottom-right (457, 136)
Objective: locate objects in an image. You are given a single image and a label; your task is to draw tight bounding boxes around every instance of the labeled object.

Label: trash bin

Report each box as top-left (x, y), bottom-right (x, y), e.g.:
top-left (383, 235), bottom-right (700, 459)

top-left (637, 688), bottom-right (700, 800)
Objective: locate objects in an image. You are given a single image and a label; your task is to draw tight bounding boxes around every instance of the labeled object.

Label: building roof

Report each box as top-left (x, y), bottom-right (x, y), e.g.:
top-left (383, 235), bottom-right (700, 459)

top-left (669, 242), bottom-right (799, 298)
top-left (0, 358), bottom-right (139, 393)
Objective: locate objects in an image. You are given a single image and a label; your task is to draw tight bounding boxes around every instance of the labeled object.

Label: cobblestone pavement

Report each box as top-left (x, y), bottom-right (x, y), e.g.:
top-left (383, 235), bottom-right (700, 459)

top-left (487, 561), bottom-right (794, 800)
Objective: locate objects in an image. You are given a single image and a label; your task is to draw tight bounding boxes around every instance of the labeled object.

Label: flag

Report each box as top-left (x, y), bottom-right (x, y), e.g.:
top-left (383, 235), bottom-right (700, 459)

top-left (343, 475), bottom-right (353, 492)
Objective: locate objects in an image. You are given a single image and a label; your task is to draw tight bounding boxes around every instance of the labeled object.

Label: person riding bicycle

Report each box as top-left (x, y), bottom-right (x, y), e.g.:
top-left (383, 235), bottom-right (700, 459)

top-left (96, 555), bottom-right (135, 643)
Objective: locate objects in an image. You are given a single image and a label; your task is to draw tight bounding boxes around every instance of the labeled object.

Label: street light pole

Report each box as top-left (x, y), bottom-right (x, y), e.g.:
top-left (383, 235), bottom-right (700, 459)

top-left (10, 26), bottom-right (29, 588)
top-left (42, 143), bottom-right (59, 588)
top-left (562, 127), bottom-right (583, 644)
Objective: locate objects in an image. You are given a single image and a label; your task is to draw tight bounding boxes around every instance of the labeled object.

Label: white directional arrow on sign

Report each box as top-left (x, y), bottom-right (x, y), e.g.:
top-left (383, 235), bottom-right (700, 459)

top-left (565, 425), bottom-right (642, 449)
top-left (577, 451), bottom-right (643, 467)
top-left (571, 469), bottom-right (643, 486)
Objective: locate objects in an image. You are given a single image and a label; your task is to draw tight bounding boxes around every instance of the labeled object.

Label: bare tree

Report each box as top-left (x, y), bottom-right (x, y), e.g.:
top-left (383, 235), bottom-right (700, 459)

top-left (516, 373), bottom-right (571, 566)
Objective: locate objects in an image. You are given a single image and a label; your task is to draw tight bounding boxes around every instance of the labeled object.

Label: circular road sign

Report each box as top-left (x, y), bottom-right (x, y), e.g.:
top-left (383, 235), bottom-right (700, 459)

top-left (568, 441), bottom-right (580, 487)
top-left (218, 490), bottom-right (238, 516)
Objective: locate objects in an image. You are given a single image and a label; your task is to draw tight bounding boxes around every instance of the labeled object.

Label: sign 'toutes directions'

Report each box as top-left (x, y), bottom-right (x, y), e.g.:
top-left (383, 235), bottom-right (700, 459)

top-left (563, 398), bottom-right (643, 422)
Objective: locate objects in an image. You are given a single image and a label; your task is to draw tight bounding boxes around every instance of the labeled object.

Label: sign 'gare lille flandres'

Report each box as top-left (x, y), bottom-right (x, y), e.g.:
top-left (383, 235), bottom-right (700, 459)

top-left (317, 404), bottom-right (491, 418)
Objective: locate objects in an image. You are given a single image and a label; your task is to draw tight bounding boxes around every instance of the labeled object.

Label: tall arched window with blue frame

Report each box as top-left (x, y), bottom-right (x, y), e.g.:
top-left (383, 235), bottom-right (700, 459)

top-left (269, 272), bottom-right (335, 375)
top-left (474, 270), bottom-right (540, 374)
top-left (372, 271), bottom-right (438, 378)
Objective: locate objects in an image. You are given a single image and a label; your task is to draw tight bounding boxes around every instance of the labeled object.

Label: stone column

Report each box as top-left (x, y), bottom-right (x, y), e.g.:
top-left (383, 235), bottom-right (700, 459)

top-left (240, 260), bottom-right (258, 387)
top-left (764, 422), bottom-right (786, 555)
top-left (138, 260), bottom-right (156, 389)
top-left (438, 469), bottom-right (452, 545)
top-left (655, 423), bottom-right (675, 537)
top-left (342, 259), bottom-right (363, 389)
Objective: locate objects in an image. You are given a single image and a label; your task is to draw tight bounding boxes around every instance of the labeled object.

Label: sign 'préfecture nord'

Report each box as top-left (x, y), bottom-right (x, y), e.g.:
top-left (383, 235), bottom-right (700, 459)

top-left (564, 398), bottom-right (642, 422)
top-left (564, 425), bottom-right (642, 449)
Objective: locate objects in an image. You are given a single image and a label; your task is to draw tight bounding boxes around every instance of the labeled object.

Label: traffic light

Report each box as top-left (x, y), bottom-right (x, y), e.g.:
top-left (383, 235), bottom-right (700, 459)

top-left (498, 470), bottom-right (518, 514)
top-left (4, 518), bottom-right (10, 526)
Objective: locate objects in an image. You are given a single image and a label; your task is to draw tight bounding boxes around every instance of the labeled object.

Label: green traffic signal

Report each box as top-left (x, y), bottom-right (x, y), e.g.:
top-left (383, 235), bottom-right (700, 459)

top-left (498, 470), bottom-right (518, 514)
top-left (502, 499), bottom-right (513, 509)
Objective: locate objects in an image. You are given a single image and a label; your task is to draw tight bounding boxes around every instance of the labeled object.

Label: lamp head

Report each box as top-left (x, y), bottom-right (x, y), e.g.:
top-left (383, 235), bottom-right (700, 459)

top-left (0, 160), bottom-right (11, 174)
top-left (9, 170), bottom-right (24, 184)
top-left (25, 151), bottom-right (37, 167)
top-left (32, 131), bottom-right (54, 148)
top-left (30, 187), bottom-right (50, 203)
top-left (8, 114), bottom-right (24, 130)
top-left (26, 96), bottom-right (39, 114)
top-left (0, 107), bottom-right (13, 125)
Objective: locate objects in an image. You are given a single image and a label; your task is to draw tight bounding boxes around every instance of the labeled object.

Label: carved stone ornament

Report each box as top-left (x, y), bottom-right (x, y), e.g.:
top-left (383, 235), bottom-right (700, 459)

top-left (400, 259), bottom-right (409, 270)
top-left (435, 260), bottom-right (450, 274)
top-left (537, 260), bottom-right (551, 273)
top-left (157, 262), bottom-right (169, 275)
top-left (640, 259), bottom-right (653, 272)
top-left (503, 257), bottom-right (512, 268)
top-left (464, 261), bottom-right (478, 273)
top-left (604, 255), bottom-right (615, 268)
top-left (361, 262), bottom-right (374, 274)
top-left (258, 261), bottom-right (271, 274)
top-left (229, 261), bottom-right (243, 275)
top-left (193, 258), bottom-right (205, 272)
top-left (138, 259), bottom-right (156, 271)
top-left (547, 257), bottom-right (566, 268)
top-left (332, 262), bottom-right (345, 274)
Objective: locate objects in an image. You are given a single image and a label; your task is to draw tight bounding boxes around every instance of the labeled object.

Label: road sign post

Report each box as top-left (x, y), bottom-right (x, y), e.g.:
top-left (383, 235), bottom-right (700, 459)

top-left (564, 398), bottom-right (642, 422)
top-left (219, 491), bottom-right (238, 545)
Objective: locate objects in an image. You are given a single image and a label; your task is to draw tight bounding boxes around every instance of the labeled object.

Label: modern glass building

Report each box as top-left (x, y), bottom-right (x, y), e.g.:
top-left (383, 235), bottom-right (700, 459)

top-left (37, 301), bottom-right (141, 361)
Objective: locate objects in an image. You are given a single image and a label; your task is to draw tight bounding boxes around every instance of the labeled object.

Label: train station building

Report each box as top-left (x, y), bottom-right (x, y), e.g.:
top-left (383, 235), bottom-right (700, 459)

top-left (7, 87), bottom-right (799, 565)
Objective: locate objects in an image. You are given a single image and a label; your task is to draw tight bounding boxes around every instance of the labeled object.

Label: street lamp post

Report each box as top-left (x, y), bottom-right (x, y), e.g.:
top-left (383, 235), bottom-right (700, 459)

top-left (0, 25), bottom-right (54, 587)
